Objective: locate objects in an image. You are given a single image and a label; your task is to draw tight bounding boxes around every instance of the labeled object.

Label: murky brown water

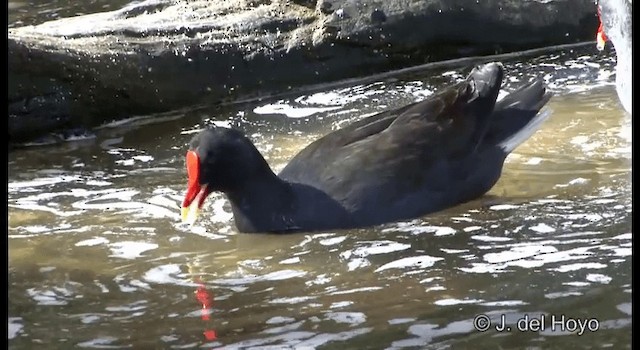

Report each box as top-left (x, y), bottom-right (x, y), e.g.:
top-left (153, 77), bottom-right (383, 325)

top-left (8, 3), bottom-right (632, 348)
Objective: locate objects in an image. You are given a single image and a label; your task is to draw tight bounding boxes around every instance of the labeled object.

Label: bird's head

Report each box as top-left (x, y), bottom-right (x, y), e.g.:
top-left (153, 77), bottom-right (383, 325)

top-left (180, 126), bottom-right (269, 223)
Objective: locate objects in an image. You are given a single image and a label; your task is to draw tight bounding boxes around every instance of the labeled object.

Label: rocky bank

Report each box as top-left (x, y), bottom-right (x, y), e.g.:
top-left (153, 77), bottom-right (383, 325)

top-left (8, 0), bottom-right (599, 143)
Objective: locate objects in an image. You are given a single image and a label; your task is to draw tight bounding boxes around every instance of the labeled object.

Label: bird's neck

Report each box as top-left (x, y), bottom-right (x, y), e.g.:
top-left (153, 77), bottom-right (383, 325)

top-left (225, 171), bottom-right (296, 233)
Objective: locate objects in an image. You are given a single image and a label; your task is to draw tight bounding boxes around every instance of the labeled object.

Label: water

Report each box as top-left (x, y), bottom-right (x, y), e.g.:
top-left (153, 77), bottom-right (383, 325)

top-left (8, 42), bottom-right (631, 348)
top-left (8, 2), bottom-right (632, 347)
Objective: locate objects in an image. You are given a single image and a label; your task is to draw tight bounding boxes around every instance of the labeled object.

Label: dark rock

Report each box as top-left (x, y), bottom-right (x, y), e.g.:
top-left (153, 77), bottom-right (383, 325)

top-left (8, 0), bottom-right (599, 144)
top-left (370, 8), bottom-right (387, 24)
top-left (292, 0), bottom-right (317, 9)
top-left (317, 0), bottom-right (334, 15)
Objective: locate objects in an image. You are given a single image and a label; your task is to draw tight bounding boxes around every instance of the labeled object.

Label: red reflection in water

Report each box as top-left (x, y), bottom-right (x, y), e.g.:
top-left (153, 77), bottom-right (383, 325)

top-left (203, 329), bottom-right (217, 341)
top-left (195, 277), bottom-right (217, 342)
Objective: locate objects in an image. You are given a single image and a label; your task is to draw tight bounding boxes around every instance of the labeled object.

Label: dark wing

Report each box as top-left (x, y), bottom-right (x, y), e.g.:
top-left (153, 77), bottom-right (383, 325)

top-left (279, 63), bottom-right (503, 210)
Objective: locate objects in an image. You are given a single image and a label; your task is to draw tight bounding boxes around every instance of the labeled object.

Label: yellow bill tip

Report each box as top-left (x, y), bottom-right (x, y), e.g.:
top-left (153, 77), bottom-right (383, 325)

top-left (181, 205), bottom-right (200, 225)
top-left (181, 206), bottom-right (190, 222)
top-left (596, 33), bottom-right (606, 51)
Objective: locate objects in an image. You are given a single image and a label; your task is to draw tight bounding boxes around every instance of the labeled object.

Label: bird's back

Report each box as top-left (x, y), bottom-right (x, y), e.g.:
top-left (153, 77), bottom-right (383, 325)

top-left (278, 63), bottom-right (508, 225)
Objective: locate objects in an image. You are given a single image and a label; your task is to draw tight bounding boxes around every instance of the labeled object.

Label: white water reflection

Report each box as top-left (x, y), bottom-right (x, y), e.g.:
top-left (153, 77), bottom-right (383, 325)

top-left (8, 317), bottom-right (24, 339)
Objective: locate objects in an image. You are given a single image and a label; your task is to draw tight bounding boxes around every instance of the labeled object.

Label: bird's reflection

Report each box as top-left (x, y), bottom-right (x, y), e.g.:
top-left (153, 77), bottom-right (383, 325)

top-left (189, 263), bottom-right (217, 343)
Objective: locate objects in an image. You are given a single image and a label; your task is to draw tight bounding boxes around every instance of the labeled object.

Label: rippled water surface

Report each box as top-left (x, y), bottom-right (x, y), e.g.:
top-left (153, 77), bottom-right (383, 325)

top-left (8, 40), bottom-right (631, 348)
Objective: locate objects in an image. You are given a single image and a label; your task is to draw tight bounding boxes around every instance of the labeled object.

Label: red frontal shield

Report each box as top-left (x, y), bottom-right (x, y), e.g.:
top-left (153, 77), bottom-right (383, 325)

top-left (183, 150), bottom-right (201, 208)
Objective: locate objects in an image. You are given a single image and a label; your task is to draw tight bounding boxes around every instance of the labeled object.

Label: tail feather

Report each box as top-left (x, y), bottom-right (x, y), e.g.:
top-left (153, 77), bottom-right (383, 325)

top-left (466, 62), bottom-right (504, 150)
top-left (485, 79), bottom-right (552, 154)
top-left (496, 80), bottom-right (550, 112)
top-left (497, 108), bottom-right (551, 154)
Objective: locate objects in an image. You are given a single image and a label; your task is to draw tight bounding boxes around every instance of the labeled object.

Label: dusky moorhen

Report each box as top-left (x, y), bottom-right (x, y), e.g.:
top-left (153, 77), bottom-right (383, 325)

top-left (181, 62), bottom-right (552, 233)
